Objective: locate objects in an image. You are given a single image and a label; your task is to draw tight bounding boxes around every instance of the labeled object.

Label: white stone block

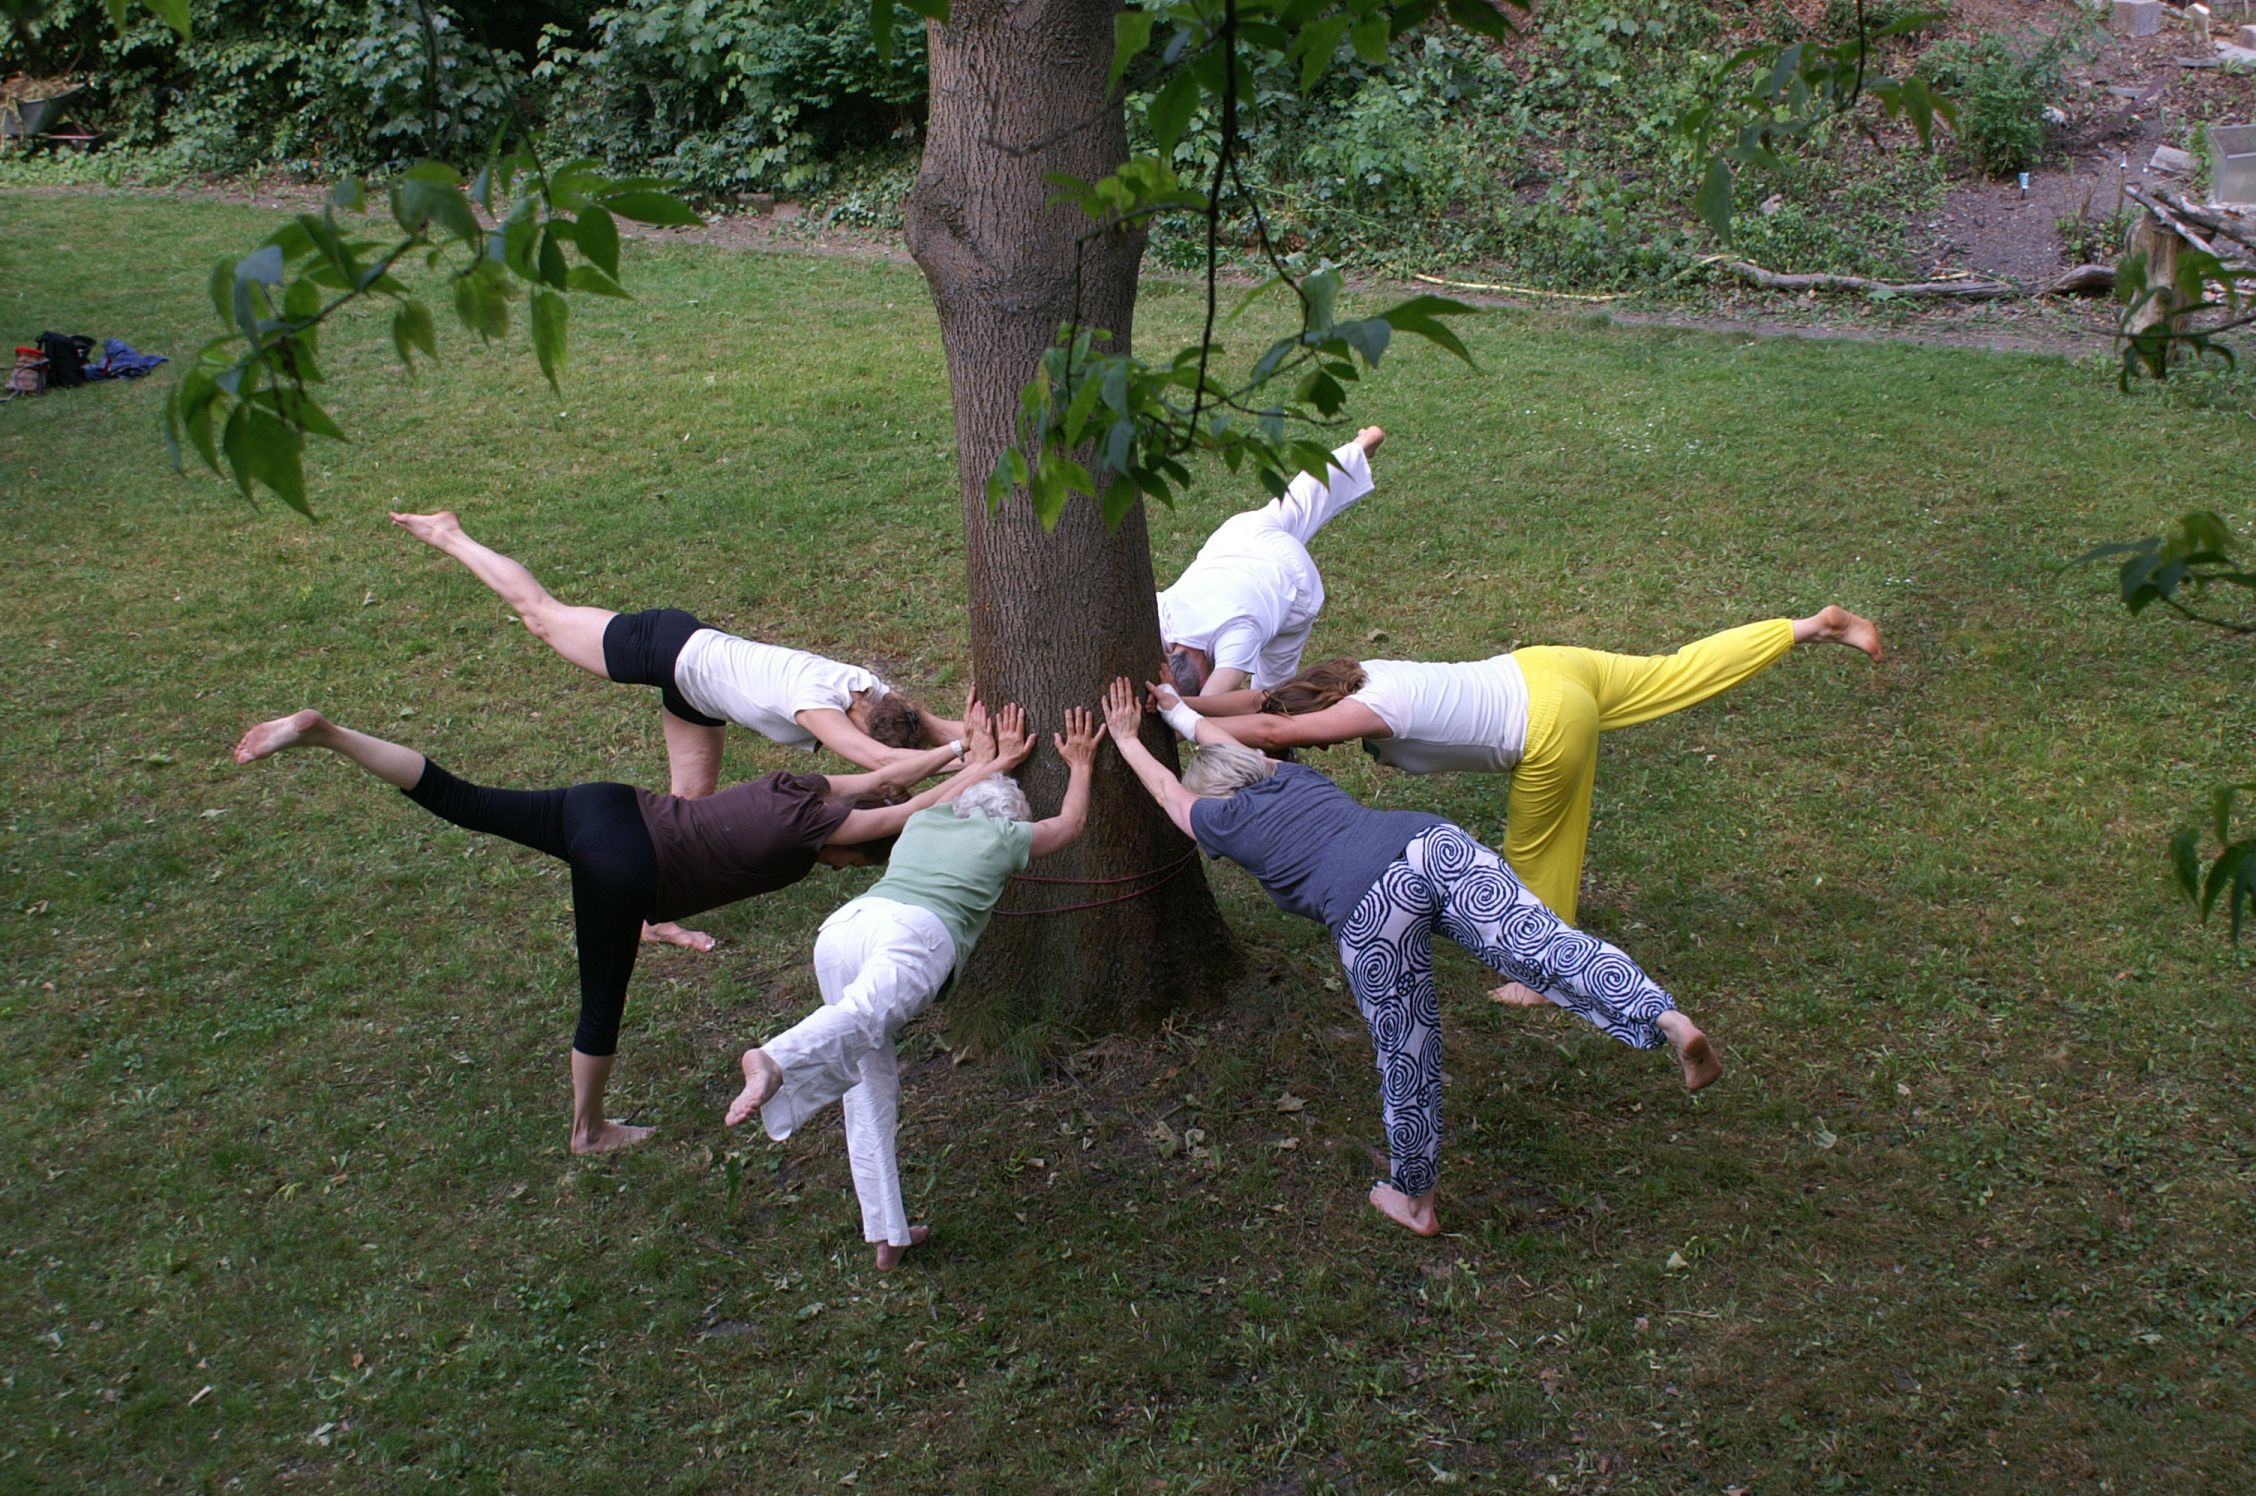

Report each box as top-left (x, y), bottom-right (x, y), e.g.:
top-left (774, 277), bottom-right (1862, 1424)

top-left (2112, 0), bottom-right (2162, 35)
top-left (2149, 144), bottom-right (2197, 175)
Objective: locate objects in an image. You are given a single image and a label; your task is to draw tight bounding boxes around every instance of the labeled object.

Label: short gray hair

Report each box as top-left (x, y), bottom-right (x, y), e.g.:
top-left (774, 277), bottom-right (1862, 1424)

top-left (1180, 741), bottom-right (1278, 798)
top-left (955, 775), bottom-right (1032, 823)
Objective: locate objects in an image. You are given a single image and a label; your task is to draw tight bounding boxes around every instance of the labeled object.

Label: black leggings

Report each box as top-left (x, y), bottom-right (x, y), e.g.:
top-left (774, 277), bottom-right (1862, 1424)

top-left (601, 607), bottom-right (727, 728)
top-left (405, 762), bottom-right (657, 1057)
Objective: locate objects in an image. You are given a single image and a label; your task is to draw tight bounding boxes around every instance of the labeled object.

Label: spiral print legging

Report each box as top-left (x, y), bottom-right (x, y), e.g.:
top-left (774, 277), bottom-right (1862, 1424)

top-left (1336, 823), bottom-right (1678, 1197)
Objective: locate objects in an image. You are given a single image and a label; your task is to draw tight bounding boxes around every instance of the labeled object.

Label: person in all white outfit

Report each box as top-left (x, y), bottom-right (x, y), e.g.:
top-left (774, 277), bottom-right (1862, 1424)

top-left (724, 705), bottom-right (1101, 1270)
top-left (1156, 425), bottom-right (1385, 699)
top-left (390, 508), bottom-right (969, 950)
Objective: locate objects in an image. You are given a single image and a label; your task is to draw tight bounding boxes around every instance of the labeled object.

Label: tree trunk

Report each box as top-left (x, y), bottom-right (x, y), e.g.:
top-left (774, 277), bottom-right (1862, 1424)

top-left (905, 0), bottom-right (1236, 1027)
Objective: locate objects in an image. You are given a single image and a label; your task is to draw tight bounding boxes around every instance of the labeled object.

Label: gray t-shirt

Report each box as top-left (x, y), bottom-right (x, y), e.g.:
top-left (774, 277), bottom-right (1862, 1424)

top-left (1188, 763), bottom-right (1445, 935)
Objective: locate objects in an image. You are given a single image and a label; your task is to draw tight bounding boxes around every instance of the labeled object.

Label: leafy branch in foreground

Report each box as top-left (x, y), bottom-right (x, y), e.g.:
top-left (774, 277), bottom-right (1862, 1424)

top-left (2080, 511), bottom-right (2255, 941)
top-left (163, 147), bottom-right (698, 515)
top-left (1682, 6), bottom-right (1955, 243)
top-left (993, 0), bottom-right (1502, 528)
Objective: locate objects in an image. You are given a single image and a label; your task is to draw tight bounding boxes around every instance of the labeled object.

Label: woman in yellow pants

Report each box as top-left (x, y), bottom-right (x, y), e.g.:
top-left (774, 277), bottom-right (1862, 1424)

top-left (1169, 607), bottom-right (1882, 924)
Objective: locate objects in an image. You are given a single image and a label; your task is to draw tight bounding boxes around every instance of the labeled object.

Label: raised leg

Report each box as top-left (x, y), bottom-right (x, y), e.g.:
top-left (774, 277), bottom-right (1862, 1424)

top-left (390, 510), bottom-right (616, 677)
top-left (724, 903), bottom-right (952, 1253)
top-left (1793, 604), bottom-right (1884, 662)
top-left (1416, 826), bottom-right (1716, 1090)
top-left (234, 709), bottom-right (425, 788)
top-left (1268, 427), bottom-right (1381, 546)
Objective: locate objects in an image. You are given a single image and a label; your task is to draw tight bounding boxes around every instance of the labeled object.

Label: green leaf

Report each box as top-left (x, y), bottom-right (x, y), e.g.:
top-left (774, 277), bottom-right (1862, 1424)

top-left (222, 403), bottom-right (309, 515)
top-left (1350, 15), bottom-right (1393, 63)
top-left (328, 176), bottom-right (365, 213)
top-left (869, 0), bottom-right (895, 65)
top-left (1376, 295), bottom-right (1478, 367)
top-left (1440, 0), bottom-right (1514, 43)
top-left (453, 261), bottom-right (513, 341)
top-left (1112, 9), bottom-right (1156, 87)
top-left (567, 264), bottom-right (633, 299)
top-left (392, 179), bottom-right (483, 246)
top-left (601, 189), bottom-right (700, 227)
top-left (1148, 72), bottom-right (1199, 159)
top-left (207, 258), bottom-right (234, 325)
top-left (1696, 156), bottom-right (1735, 242)
top-left (1294, 17), bottom-right (1350, 92)
top-left (529, 287), bottom-right (569, 393)
top-left (1304, 267), bottom-right (1340, 333)
top-left (392, 299), bottom-right (438, 369)
top-left (2214, 784), bottom-right (2246, 845)
top-left (2171, 829), bottom-right (2203, 902)
top-left (538, 226), bottom-right (571, 291)
top-left (1101, 474), bottom-right (1141, 530)
top-left (575, 204), bottom-right (621, 279)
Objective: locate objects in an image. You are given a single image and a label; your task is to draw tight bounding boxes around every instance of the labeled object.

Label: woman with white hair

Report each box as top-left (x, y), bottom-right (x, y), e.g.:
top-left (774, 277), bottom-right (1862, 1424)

top-left (724, 707), bottom-right (1101, 1269)
top-left (1103, 677), bottom-right (1715, 1239)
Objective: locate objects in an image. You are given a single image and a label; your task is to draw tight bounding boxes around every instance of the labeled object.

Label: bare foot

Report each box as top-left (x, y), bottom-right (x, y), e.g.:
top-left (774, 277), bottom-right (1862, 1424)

top-left (233, 708), bottom-right (327, 764)
top-left (1488, 981), bottom-right (1550, 1008)
top-left (1806, 604), bottom-right (1883, 663)
top-left (723, 1048), bottom-right (781, 1127)
top-left (389, 509), bottom-right (464, 549)
top-left (1356, 424), bottom-right (1386, 456)
top-left (874, 1225), bottom-right (931, 1271)
top-left (1368, 1182), bottom-right (1440, 1237)
top-left (1657, 1012), bottom-right (1723, 1092)
top-left (571, 1118), bottom-right (654, 1155)
top-left (643, 921), bottom-right (717, 952)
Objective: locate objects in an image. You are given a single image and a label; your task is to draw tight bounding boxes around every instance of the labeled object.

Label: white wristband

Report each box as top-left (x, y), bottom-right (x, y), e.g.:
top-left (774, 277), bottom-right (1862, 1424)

top-left (946, 739), bottom-right (964, 757)
top-left (1161, 701), bottom-right (1204, 742)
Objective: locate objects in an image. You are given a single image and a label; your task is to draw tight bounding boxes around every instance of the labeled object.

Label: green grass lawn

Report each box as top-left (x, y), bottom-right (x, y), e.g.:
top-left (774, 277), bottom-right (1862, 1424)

top-left (2, 190), bottom-right (2251, 1494)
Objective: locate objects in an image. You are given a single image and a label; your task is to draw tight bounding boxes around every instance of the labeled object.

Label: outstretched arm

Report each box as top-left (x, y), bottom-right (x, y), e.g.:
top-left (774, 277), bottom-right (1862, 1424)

top-left (1104, 678), bottom-right (1201, 841)
top-left (1157, 686), bottom-right (1387, 751)
top-left (795, 706), bottom-right (926, 772)
top-left (820, 740), bottom-right (963, 804)
top-left (829, 703), bottom-right (1033, 843)
top-left (1028, 707), bottom-right (1099, 859)
top-left (1183, 686), bottom-right (1266, 717)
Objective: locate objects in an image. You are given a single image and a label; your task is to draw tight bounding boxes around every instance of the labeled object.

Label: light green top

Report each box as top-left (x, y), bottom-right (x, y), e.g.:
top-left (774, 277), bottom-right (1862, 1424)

top-left (866, 807), bottom-right (1033, 972)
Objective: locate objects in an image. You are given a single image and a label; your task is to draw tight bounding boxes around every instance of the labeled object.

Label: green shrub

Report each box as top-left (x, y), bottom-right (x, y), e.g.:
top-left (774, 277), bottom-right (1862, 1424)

top-left (536, 0), bottom-right (927, 201)
top-left (1, 0), bottom-right (517, 173)
top-left (1919, 28), bottom-right (2077, 179)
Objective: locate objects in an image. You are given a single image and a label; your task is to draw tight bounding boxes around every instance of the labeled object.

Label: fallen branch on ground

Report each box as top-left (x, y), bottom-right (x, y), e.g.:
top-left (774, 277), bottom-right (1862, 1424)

top-left (1719, 261), bottom-right (2116, 299)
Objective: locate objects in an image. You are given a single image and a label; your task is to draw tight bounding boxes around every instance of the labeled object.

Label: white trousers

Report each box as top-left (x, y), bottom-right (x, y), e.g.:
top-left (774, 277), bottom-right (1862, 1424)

top-left (760, 897), bottom-right (956, 1246)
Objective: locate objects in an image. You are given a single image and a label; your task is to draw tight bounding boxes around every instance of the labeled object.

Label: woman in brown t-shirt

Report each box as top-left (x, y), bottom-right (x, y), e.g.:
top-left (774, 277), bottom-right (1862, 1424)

top-left (230, 704), bottom-right (1031, 1156)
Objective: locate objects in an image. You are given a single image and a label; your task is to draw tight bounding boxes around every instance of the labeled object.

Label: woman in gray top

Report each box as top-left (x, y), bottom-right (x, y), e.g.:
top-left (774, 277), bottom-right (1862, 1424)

top-left (1102, 678), bottom-right (1718, 1238)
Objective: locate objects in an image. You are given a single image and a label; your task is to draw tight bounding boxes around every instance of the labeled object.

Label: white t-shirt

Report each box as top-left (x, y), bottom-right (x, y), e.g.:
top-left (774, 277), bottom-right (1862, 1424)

top-left (1156, 442), bottom-right (1374, 690)
top-left (1354, 655), bottom-right (1531, 774)
top-left (671, 630), bottom-right (882, 751)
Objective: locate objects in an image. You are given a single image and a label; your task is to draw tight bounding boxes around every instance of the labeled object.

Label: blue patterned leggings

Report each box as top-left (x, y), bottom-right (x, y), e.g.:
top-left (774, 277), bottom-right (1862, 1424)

top-left (1335, 823), bottom-right (1678, 1198)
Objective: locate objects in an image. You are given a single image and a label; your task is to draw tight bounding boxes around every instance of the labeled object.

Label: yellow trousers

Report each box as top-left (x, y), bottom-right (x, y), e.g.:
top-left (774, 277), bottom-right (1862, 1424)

top-left (1506, 618), bottom-right (1796, 922)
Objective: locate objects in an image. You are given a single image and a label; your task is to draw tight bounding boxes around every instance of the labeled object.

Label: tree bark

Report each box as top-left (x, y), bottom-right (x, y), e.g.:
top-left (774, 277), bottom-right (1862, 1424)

top-left (906, 0), bottom-right (1236, 1027)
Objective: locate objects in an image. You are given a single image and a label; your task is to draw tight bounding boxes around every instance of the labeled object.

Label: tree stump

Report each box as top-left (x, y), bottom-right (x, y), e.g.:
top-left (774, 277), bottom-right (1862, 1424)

top-left (2125, 211), bottom-right (2188, 360)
